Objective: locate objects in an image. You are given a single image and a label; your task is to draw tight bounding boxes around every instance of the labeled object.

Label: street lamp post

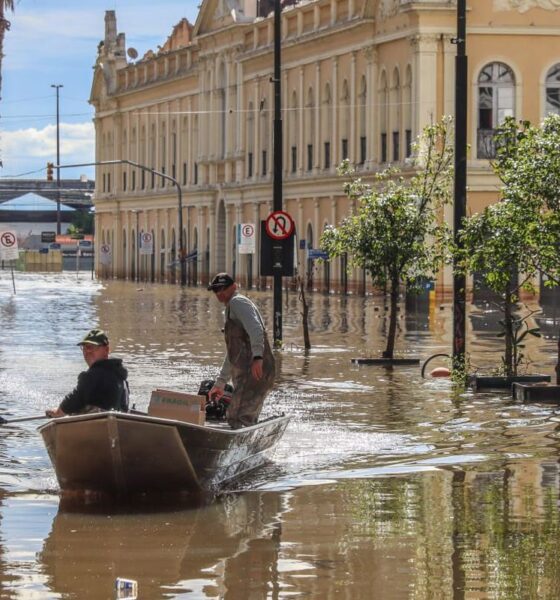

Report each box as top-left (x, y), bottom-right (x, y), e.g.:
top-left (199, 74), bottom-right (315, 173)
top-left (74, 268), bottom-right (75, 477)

top-left (51, 84), bottom-right (63, 235)
top-left (272, 0), bottom-right (283, 347)
top-left (453, 0), bottom-right (468, 367)
top-left (57, 159), bottom-right (187, 286)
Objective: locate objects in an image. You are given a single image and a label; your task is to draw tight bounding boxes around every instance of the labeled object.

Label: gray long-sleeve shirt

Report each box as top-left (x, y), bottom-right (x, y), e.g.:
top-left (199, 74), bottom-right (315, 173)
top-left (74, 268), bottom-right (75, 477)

top-left (216, 292), bottom-right (266, 384)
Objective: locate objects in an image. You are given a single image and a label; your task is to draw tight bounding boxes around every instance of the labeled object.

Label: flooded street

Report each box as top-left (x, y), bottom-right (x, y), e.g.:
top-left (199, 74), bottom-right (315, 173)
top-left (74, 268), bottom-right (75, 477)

top-left (1, 272), bottom-right (560, 599)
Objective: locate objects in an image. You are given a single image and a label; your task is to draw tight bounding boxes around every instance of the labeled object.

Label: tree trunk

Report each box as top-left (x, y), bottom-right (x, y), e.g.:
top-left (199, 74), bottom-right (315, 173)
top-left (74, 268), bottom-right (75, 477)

top-left (504, 286), bottom-right (514, 377)
top-left (298, 277), bottom-right (311, 350)
top-left (556, 331), bottom-right (560, 385)
top-left (383, 277), bottom-right (399, 359)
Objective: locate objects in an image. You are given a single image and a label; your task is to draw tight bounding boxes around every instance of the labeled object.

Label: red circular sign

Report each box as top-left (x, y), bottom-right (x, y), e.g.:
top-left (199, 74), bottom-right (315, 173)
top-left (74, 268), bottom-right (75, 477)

top-left (242, 224), bottom-right (254, 237)
top-left (265, 211), bottom-right (294, 240)
top-left (0, 231), bottom-right (16, 247)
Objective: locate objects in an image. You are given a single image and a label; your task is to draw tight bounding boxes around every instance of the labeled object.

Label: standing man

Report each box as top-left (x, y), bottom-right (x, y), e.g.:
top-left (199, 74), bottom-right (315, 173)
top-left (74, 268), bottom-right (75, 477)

top-left (208, 273), bottom-right (275, 429)
top-left (46, 329), bottom-right (129, 417)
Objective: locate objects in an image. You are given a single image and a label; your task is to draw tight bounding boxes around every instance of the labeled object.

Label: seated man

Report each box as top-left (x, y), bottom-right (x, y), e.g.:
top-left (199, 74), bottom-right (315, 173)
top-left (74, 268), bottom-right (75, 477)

top-left (46, 329), bottom-right (129, 417)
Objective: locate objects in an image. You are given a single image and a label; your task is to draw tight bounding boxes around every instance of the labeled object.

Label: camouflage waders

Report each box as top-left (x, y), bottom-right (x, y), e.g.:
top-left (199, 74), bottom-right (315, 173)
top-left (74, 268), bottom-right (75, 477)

top-left (224, 314), bottom-right (275, 429)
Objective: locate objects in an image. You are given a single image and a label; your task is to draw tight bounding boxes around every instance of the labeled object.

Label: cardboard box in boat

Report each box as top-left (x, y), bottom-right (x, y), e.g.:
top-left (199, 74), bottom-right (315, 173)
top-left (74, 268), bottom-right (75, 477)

top-left (148, 389), bottom-right (206, 425)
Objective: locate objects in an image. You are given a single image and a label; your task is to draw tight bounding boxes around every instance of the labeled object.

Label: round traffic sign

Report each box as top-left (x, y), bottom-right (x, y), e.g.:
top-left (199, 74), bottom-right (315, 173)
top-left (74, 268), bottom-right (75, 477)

top-left (241, 224), bottom-right (254, 238)
top-left (265, 211), bottom-right (295, 240)
top-left (141, 232), bottom-right (153, 244)
top-left (0, 231), bottom-right (16, 248)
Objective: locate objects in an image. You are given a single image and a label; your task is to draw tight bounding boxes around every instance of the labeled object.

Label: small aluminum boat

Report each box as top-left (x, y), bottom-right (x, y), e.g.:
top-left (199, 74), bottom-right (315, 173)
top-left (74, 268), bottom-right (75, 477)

top-left (38, 411), bottom-right (290, 498)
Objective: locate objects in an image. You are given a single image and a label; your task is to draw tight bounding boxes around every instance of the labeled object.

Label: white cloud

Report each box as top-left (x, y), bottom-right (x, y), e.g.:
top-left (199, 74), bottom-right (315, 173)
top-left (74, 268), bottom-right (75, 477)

top-left (2, 122), bottom-right (94, 159)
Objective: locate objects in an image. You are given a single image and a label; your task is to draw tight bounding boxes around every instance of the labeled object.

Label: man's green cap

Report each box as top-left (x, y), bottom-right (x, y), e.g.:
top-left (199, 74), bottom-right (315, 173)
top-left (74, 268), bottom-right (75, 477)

top-left (77, 329), bottom-right (109, 346)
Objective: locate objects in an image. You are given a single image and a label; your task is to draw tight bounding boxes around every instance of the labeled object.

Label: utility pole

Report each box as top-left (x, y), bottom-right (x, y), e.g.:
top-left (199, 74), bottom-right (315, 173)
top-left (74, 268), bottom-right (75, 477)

top-left (272, 0), bottom-right (283, 347)
top-left (453, 0), bottom-right (467, 367)
top-left (51, 84), bottom-right (63, 235)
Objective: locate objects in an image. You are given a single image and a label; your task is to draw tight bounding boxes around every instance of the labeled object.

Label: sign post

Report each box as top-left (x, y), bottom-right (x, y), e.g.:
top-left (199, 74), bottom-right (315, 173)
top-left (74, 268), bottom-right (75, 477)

top-left (0, 230), bottom-right (19, 294)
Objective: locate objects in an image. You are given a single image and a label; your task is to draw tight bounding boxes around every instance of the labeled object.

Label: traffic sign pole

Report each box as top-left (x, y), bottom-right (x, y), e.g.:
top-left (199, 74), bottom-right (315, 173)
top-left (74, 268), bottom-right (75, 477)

top-left (273, 0), bottom-right (283, 348)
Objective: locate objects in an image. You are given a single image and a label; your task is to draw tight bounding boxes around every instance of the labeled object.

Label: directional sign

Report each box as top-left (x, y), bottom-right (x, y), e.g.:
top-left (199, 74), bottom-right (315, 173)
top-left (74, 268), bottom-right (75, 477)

top-left (0, 230), bottom-right (19, 261)
top-left (265, 211), bottom-right (295, 241)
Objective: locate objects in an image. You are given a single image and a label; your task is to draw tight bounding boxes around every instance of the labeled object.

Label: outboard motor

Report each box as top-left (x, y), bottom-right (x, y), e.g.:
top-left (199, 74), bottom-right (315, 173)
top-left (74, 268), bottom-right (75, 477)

top-left (198, 379), bottom-right (233, 421)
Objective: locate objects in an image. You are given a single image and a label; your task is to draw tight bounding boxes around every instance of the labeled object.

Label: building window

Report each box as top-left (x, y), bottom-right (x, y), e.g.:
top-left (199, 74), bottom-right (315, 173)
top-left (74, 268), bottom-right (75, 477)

top-left (122, 171), bottom-right (127, 191)
top-left (546, 63), bottom-right (560, 116)
top-left (194, 163), bottom-right (198, 185)
top-left (132, 170), bottom-right (136, 190)
top-left (248, 152), bottom-right (253, 177)
top-left (107, 173), bottom-right (111, 191)
top-left (102, 173), bottom-right (106, 193)
top-left (160, 166), bottom-right (166, 187)
top-left (324, 142), bottom-right (331, 169)
top-left (262, 150), bottom-right (267, 176)
top-left (392, 131), bottom-right (400, 162)
top-left (141, 170), bottom-right (145, 190)
top-left (307, 144), bottom-right (313, 171)
top-left (291, 146), bottom-right (297, 173)
top-left (341, 138), bottom-right (348, 160)
top-left (405, 130), bottom-right (412, 158)
top-left (359, 136), bottom-right (366, 165)
top-left (381, 133), bottom-right (387, 163)
top-left (182, 162), bottom-right (187, 185)
top-left (477, 62), bottom-right (515, 159)
top-left (172, 163), bottom-right (176, 180)
top-left (151, 171), bottom-right (155, 189)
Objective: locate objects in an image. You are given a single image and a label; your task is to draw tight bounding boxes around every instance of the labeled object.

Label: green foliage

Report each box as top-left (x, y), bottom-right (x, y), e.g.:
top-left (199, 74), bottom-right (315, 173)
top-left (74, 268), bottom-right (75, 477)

top-left (321, 118), bottom-right (454, 358)
top-left (68, 210), bottom-right (94, 235)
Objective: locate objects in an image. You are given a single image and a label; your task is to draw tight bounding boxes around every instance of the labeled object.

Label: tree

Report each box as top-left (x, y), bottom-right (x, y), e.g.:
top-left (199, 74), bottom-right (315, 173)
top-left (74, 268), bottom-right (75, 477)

top-left (457, 116), bottom-right (560, 378)
top-left (321, 118), bottom-right (454, 359)
top-left (0, 1), bottom-right (14, 103)
top-left (491, 115), bottom-right (560, 382)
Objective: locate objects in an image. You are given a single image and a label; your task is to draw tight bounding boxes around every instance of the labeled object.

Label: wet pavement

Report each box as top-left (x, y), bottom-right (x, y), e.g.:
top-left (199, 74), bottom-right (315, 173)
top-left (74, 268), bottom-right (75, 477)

top-left (1, 272), bottom-right (560, 598)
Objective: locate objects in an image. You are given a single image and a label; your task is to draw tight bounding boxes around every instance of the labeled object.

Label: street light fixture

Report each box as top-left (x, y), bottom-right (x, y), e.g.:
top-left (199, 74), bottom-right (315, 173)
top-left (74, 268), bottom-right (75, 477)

top-left (55, 159), bottom-right (187, 286)
top-left (51, 84), bottom-right (63, 235)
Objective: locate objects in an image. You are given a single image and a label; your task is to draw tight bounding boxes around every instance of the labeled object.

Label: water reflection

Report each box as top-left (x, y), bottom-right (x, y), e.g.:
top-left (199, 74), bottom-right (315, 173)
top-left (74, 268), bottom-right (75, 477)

top-left (38, 492), bottom-right (282, 600)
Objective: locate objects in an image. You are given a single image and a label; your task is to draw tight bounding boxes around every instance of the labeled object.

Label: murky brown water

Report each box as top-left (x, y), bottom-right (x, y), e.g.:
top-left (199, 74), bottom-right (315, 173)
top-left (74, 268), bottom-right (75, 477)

top-left (1, 272), bottom-right (560, 599)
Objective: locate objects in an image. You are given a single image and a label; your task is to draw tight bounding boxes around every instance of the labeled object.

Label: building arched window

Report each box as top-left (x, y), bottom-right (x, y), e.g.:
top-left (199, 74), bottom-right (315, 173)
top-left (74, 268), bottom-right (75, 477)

top-left (260, 98), bottom-right (269, 176)
top-left (390, 68), bottom-right (401, 162)
top-left (306, 86), bottom-right (314, 171)
top-left (247, 101), bottom-right (254, 178)
top-left (545, 63), bottom-right (560, 116)
top-left (477, 62), bottom-right (515, 159)
top-left (322, 82), bottom-right (332, 169)
top-left (340, 80), bottom-right (350, 160)
top-left (358, 76), bottom-right (367, 165)
top-left (379, 71), bottom-right (388, 163)
top-left (404, 65), bottom-right (413, 158)
top-left (290, 91), bottom-right (298, 173)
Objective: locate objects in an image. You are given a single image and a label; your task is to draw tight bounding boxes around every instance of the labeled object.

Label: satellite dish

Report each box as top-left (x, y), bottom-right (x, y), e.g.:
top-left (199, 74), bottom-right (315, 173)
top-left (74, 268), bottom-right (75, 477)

top-left (127, 47), bottom-right (138, 60)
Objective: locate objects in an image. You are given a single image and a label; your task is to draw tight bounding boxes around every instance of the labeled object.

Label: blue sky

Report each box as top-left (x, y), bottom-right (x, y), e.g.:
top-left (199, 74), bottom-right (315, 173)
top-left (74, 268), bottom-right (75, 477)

top-left (1, 0), bottom-right (200, 180)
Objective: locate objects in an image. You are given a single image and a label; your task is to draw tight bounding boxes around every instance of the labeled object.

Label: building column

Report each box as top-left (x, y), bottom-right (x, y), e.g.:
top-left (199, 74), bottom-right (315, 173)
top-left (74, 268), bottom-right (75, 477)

top-left (350, 51), bottom-right (357, 163)
top-left (314, 61), bottom-right (321, 171)
top-left (332, 57), bottom-right (339, 169)
top-left (410, 34), bottom-right (439, 135)
top-left (298, 66), bottom-right (304, 174)
top-left (365, 46), bottom-right (377, 167)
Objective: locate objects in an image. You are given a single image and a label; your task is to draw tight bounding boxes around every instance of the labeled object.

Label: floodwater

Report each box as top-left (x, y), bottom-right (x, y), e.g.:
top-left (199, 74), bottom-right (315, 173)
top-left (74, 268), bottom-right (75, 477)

top-left (1, 272), bottom-right (560, 599)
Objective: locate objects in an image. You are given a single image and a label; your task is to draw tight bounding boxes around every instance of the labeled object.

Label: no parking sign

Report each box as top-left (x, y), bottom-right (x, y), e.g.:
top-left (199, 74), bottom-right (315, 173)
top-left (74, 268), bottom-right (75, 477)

top-left (238, 223), bottom-right (255, 254)
top-left (99, 244), bottom-right (112, 266)
top-left (140, 232), bottom-right (153, 255)
top-left (0, 230), bottom-right (19, 261)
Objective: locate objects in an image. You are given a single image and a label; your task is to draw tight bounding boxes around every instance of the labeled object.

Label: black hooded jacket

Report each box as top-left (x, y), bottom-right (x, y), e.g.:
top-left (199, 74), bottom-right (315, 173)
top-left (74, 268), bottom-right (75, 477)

top-left (60, 358), bottom-right (129, 415)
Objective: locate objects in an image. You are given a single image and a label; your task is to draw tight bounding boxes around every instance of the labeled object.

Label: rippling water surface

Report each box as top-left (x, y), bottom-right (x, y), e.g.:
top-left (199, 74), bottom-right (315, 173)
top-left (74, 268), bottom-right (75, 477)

top-left (1, 272), bottom-right (560, 599)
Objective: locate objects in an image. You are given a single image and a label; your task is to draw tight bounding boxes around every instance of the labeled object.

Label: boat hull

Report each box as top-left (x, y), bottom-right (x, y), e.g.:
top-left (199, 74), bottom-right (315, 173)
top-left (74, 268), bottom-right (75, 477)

top-left (39, 412), bottom-right (290, 498)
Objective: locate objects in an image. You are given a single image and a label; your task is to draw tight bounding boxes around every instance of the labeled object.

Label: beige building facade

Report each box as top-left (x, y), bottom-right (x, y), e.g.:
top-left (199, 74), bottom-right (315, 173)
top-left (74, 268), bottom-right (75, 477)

top-left (90, 0), bottom-right (560, 295)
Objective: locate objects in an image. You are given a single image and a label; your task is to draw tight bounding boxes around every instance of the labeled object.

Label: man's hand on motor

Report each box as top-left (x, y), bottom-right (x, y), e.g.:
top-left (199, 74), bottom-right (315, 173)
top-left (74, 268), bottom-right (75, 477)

top-left (209, 382), bottom-right (225, 400)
